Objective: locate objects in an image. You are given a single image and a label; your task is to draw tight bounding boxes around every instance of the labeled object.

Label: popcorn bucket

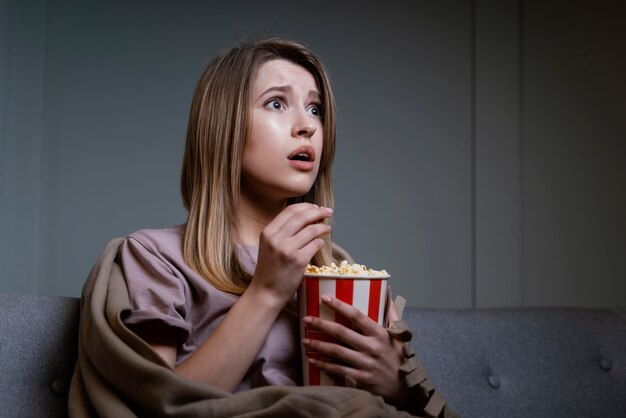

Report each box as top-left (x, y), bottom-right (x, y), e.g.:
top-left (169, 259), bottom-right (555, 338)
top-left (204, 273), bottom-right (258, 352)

top-left (298, 269), bottom-right (390, 386)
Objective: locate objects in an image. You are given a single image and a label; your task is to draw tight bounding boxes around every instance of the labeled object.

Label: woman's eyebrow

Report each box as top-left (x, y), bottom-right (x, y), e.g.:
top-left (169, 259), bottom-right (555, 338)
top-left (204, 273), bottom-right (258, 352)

top-left (257, 85), bottom-right (321, 101)
top-left (259, 85), bottom-right (291, 97)
top-left (310, 90), bottom-right (322, 101)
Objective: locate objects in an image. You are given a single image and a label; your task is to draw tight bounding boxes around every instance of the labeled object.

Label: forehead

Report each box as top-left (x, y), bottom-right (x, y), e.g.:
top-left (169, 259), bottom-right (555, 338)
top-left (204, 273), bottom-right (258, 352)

top-left (253, 59), bottom-right (319, 93)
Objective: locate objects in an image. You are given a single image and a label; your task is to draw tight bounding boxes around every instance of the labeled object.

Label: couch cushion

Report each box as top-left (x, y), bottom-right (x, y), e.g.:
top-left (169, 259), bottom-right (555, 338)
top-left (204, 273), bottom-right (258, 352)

top-left (0, 292), bottom-right (80, 418)
top-left (3, 292), bottom-right (625, 418)
top-left (404, 307), bottom-right (626, 418)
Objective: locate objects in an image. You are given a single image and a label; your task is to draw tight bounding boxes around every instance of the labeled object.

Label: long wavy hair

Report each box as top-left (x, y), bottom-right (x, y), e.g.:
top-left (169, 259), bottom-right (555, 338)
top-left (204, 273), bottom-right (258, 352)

top-left (180, 38), bottom-right (336, 294)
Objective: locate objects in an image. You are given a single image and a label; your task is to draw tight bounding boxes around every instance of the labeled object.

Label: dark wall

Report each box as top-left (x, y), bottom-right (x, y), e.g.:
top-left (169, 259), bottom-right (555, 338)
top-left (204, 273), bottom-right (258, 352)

top-left (1, 0), bottom-right (624, 308)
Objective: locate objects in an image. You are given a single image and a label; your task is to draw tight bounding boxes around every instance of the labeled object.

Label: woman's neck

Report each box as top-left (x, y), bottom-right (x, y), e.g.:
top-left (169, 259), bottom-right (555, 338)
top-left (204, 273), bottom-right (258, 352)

top-left (236, 191), bottom-right (288, 246)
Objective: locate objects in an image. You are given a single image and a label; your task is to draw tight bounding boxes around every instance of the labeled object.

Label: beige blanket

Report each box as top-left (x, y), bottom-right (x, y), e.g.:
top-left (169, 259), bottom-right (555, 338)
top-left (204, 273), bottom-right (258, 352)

top-left (68, 239), bottom-right (447, 417)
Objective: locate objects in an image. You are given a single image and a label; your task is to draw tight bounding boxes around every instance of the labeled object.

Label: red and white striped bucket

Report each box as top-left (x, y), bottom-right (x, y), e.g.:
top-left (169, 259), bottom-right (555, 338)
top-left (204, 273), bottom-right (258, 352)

top-left (298, 273), bottom-right (390, 386)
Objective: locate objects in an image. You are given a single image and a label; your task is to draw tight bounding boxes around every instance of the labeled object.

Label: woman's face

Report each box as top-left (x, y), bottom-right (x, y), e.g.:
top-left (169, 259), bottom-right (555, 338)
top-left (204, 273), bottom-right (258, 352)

top-left (241, 59), bottom-right (324, 204)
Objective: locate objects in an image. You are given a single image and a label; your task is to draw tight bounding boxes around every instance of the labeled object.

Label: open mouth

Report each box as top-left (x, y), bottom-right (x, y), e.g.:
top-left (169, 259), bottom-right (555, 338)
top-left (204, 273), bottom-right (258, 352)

top-left (289, 153), bottom-right (311, 162)
top-left (287, 146), bottom-right (316, 163)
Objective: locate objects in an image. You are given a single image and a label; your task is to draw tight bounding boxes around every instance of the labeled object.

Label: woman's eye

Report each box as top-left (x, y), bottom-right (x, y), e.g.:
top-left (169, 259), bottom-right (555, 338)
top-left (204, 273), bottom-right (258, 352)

top-left (308, 104), bottom-right (322, 117)
top-left (266, 98), bottom-right (283, 110)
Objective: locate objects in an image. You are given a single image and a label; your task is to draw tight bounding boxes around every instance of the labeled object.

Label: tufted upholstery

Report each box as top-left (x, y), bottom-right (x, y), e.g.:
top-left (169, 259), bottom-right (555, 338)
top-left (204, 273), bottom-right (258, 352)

top-left (1, 292), bottom-right (625, 417)
top-left (0, 292), bottom-right (79, 418)
top-left (406, 308), bottom-right (626, 418)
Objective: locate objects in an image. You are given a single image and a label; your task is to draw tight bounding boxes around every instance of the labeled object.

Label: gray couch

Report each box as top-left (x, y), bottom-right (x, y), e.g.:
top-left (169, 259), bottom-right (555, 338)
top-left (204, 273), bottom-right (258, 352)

top-left (1, 291), bottom-right (625, 417)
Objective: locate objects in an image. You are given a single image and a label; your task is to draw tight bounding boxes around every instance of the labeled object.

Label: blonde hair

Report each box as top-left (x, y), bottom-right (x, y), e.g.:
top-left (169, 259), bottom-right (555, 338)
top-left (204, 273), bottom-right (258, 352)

top-left (180, 38), bottom-right (336, 294)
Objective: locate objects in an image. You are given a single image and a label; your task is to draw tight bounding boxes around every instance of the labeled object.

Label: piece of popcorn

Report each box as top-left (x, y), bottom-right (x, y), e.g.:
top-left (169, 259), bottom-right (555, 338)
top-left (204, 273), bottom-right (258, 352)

top-left (305, 262), bottom-right (388, 276)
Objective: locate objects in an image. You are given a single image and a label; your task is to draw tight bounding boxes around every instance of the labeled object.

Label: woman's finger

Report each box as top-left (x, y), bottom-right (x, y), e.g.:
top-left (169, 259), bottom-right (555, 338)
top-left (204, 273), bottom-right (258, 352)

top-left (303, 314), bottom-right (369, 352)
top-left (320, 296), bottom-right (385, 338)
top-left (274, 205), bottom-right (332, 239)
top-left (289, 223), bottom-right (332, 250)
top-left (297, 238), bottom-right (326, 265)
top-left (307, 357), bottom-right (367, 386)
top-left (302, 337), bottom-right (366, 369)
top-left (262, 203), bottom-right (315, 236)
top-left (266, 203), bottom-right (331, 237)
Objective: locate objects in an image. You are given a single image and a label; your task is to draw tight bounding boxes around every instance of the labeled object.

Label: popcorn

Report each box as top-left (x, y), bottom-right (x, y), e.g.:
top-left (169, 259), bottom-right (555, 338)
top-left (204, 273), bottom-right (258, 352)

top-left (305, 260), bottom-right (388, 277)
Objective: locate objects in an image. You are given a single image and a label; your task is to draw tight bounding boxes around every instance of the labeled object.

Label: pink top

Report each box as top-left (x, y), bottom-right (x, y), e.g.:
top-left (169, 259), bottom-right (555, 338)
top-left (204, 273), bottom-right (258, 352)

top-left (117, 225), bottom-right (301, 392)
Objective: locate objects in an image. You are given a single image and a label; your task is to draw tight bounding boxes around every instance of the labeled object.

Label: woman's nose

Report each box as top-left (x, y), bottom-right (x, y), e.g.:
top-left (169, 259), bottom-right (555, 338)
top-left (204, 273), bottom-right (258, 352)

top-left (291, 110), bottom-right (317, 139)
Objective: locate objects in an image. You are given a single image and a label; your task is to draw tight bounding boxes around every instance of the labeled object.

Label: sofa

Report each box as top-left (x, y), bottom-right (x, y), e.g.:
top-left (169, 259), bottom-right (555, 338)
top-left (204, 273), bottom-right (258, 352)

top-left (1, 291), bottom-right (625, 418)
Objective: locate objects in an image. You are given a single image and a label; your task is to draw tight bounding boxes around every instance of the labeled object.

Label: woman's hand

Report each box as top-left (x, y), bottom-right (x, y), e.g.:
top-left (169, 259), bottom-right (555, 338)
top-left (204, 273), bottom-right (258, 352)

top-left (174, 203), bottom-right (331, 392)
top-left (301, 295), bottom-right (408, 403)
top-left (250, 203), bottom-right (333, 305)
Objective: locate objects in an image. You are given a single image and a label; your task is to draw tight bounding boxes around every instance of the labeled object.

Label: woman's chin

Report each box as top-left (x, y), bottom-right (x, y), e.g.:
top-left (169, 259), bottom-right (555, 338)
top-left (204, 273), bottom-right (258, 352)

top-left (286, 189), bottom-right (313, 200)
top-left (279, 177), bottom-right (316, 197)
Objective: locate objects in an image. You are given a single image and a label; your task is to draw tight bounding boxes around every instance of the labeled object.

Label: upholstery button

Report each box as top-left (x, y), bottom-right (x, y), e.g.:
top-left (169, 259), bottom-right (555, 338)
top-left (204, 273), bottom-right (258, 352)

top-left (488, 375), bottom-right (501, 389)
top-left (600, 357), bottom-right (613, 371)
top-left (51, 380), bottom-right (67, 397)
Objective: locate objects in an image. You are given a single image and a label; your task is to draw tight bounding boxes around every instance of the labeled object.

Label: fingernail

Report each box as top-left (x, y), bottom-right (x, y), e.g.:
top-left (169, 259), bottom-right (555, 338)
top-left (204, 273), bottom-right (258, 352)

top-left (321, 295), bottom-right (332, 303)
top-left (303, 316), bottom-right (313, 324)
top-left (324, 207), bottom-right (334, 214)
top-left (302, 338), bottom-right (310, 345)
top-left (308, 358), bottom-right (317, 365)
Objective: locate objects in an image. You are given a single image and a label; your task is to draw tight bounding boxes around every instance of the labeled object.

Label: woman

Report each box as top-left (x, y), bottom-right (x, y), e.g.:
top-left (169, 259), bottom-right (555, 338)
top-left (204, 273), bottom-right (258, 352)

top-left (70, 38), bottom-right (455, 418)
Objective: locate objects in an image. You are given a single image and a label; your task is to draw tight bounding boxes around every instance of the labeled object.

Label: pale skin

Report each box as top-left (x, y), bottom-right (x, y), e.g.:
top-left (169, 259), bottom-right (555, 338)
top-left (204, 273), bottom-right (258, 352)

top-left (144, 59), bottom-right (410, 405)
